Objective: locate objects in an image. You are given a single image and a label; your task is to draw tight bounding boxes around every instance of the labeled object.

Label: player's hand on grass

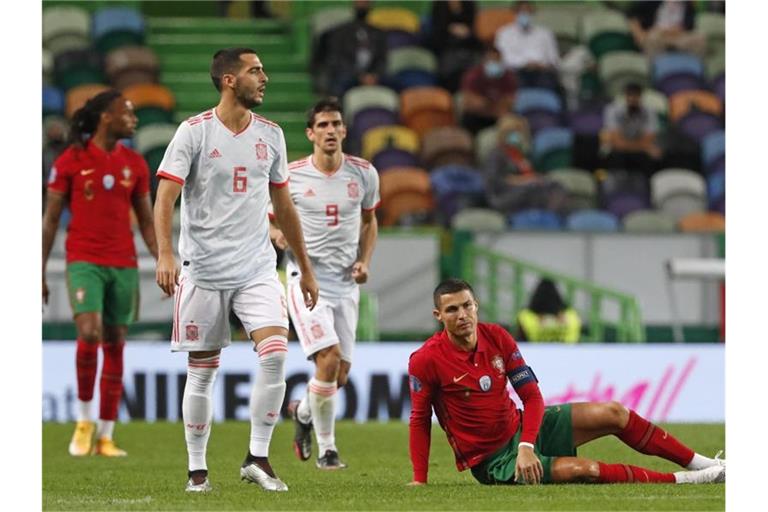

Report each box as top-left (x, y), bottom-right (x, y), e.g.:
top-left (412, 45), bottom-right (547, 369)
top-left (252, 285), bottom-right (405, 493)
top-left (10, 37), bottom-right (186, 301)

top-left (515, 445), bottom-right (543, 485)
top-left (351, 261), bottom-right (369, 284)
top-left (156, 252), bottom-right (180, 297)
top-left (300, 271), bottom-right (319, 311)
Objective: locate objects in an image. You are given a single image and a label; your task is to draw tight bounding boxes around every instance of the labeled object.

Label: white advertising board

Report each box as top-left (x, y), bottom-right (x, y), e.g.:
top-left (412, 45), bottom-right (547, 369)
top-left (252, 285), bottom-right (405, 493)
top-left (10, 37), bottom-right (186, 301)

top-left (42, 342), bottom-right (724, 423)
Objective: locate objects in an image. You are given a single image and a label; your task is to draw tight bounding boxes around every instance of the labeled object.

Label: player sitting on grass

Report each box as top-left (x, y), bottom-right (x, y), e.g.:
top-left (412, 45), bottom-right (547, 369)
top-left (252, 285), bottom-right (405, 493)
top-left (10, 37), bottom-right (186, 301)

top-left (408, 278), bottom-right (725, 486)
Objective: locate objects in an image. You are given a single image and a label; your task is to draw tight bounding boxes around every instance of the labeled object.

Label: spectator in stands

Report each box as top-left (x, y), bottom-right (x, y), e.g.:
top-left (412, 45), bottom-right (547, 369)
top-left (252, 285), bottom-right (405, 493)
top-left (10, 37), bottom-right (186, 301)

top-left (483, 114), bottom-right (568, 215)
top-left (516, 278), bottom-right (581, 343)
top-left (494, 1), bottom-right (560, 89)
top-left (627, 1), bottom-right (706, 59)
top-left (459, 46), bottom-right (518, 135)
top-left (314, 0), bottom-right (388, 97)
top-left (429, 0), bottom-right (481, 92)
top-left (600, 82), bottom-right (662, 175)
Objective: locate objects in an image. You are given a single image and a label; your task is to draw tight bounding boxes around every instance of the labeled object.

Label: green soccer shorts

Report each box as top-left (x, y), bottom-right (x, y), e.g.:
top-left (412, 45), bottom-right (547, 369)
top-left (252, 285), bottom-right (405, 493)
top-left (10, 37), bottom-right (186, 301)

top-left (66, 261), bottom-right (139, 326)
top-left (470, 403), bottom-right (576, 485)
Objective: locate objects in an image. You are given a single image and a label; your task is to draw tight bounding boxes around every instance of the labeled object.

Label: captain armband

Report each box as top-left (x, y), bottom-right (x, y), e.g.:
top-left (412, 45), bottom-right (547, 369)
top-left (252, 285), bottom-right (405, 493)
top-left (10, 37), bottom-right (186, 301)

top-left (507, 365), bottom-right (538, 391)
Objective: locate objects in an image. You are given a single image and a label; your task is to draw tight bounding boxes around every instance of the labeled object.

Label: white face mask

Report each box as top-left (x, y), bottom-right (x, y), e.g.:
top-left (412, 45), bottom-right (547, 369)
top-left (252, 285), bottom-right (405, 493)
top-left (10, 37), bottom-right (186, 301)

top-left (516, 12), bottom-right (532, 29)
top-left (484, 60), bottom-right (504, 78)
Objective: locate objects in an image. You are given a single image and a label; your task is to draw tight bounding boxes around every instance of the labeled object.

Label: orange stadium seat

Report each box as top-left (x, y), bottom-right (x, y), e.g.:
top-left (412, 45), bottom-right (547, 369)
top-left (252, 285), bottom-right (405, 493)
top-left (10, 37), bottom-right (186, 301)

top-left (420, 126), bottom-right (474, 169)
top-left (381, 193), bottom-right (434, 226)
top-left (474, 7), bottom-right (517, 45)
top-left (678, 211), bottom-right (725, 232)
top-left (668, 90), bottom-right (722, 123)
top-left (379, 166), bottom-right (434, 226)
top-left (122, 83), bottom-right (176, 111)
top-left (65, 83), bottom-right (110, 118)
top-left (400, 87), bottom-right (455, 138)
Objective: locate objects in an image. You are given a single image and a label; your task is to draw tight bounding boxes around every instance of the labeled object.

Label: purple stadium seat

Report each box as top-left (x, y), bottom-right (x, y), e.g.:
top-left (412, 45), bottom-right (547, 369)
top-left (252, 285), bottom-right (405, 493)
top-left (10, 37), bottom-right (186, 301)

top-left (570, 106), bottom-right (604, 136)
top-left (605, 193), bottom-right (648, 219)
top-left (350, 107), bottom-right (399, 142)
top-left (657, 74), bottom-right (705, 97)
top-left (677, 111), bottom-right (721, 141)
top-left (712, 74), bottom-right (725, 104)
top-left (386, 30), bottom-right (420, 50)
top-left (372, 147), bottom-right (420, 171)
top-left (524, 111), bottom-right (563, 135)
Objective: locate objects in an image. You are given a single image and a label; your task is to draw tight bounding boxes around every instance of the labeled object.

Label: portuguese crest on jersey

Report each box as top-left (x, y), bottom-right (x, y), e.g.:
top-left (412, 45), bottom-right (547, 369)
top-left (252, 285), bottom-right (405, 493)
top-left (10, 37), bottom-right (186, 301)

top-left (491, 355), bottom-right (504, 373)
top-left (255, 142), bottom-right (268, 160)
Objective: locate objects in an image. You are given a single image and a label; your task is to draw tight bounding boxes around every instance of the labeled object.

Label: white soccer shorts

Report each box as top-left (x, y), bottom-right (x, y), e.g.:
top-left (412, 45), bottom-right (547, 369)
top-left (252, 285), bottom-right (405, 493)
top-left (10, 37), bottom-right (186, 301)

top-left (171, 271), bottom-right (289, 352)
top-left (286, 271), bottom-right (359, 363)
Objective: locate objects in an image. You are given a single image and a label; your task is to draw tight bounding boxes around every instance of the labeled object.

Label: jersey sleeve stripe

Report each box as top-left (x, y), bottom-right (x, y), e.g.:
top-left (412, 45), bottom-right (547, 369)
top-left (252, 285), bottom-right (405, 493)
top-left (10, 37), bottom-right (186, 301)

top-left (157, 171), bottom-right (184, 185)
top-left (362, 200), bottom-right (382, 212)
top-left (269, 178), bottom-right (290, 188)
top-left (251, 113), bottom-right (279, 128)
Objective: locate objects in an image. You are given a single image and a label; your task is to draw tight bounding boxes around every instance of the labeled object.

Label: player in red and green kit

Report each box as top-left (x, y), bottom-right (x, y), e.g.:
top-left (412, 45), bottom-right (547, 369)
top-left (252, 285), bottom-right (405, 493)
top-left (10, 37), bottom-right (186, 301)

top-left (408, 278), bottom-right (725, 486)
top-left (42, 90), bottom-right (158, 457)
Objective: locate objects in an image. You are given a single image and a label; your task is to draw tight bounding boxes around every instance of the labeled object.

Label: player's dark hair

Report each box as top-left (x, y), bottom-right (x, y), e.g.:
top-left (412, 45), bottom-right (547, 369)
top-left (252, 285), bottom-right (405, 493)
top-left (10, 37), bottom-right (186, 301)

top-left (306, 97), bottom-right (344, 128)
top-left (433, 278), bottom-right (476, 308)
top-left (210, 47), bottom-right (257, 92)
top-left (624, 82), bottom-right (643, 95)
top-left (67, 89), bottom-right (123, 148)
top-left (528, 278), bottom-right (566, 315)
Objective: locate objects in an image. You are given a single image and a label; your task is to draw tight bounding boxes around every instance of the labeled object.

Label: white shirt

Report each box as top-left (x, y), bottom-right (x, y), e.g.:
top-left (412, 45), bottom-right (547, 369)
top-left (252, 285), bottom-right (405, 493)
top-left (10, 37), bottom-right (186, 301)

top-left (495, 22), bottom-right (560, 70)
top-left (283, 153), bottom-right (380, 297)
top-left (157, 108), bottom-right (288, 290)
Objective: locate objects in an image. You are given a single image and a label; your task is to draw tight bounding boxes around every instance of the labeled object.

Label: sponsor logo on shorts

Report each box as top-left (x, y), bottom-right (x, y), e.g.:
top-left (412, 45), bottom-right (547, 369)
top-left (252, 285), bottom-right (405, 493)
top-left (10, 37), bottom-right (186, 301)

top-left (479, 375), bottom-right (492, 392)
top-left (186, 323), bottom-right (199, 341)
top-left (310, 323), bottom-right (325, 340)
top-left (347, 181), bottom-right (359, 198)
top-left (75, 288), bottom-right (85, 304)
top-left (255, 142), bottom-right (268, 160)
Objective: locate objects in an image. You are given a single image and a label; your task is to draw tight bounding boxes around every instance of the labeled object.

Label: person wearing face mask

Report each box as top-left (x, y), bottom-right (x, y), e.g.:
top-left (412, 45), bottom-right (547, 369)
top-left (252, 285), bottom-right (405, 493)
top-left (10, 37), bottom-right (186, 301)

top-left (460, 46), bottom-right (518, 135)
top-left (483, 114), bottom-right (569, 216)
top-left (494, 1), bottom-right (560, 89)
top-left (313, 0), bottom-right (388, 97)
top-left (600, 82), bottom-right (662, 175)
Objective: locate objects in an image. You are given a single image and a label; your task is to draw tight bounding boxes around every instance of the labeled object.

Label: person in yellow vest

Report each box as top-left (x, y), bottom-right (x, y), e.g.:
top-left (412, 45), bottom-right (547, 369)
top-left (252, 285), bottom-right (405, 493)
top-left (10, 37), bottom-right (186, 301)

top-left (517, 278), bottom-right (581, 343)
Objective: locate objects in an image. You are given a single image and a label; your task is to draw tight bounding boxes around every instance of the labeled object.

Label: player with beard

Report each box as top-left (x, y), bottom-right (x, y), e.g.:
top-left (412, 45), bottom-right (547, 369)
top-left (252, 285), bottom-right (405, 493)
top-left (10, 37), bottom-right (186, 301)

top-left (154, 47), bottom-right (319, 493)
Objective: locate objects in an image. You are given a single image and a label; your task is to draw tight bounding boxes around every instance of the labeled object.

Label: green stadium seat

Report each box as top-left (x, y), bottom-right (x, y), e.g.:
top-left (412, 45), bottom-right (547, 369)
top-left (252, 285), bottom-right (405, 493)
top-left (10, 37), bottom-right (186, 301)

top-left (651, 168), bottom-right (707, 222)
top-left (43, 5), bottom-right (90, 57)
top-left (343, 86), bottom-right (399, 124)
top-left (451, 208), bottom-right (507, 233)
top-left (310, 7), bottom-right (354, 39)
top-left (696, 12), bottom-right (725, 57)
top-left (598, 51), bottom-right (649, 97)
top-left (474, 126), bottom-right (499, 167)
top-left (43, 48), bottom-right (54, 85)
top-left (548, 168), bottom-right (597, 210)
top-left (533, 8), bottom-right (581, 55)
top-left (581, 10), bottom-right (635, 59)
top-left (386, 47), bottom-right (438, 76)
top-left (622, 209), bottom-right (677, 233)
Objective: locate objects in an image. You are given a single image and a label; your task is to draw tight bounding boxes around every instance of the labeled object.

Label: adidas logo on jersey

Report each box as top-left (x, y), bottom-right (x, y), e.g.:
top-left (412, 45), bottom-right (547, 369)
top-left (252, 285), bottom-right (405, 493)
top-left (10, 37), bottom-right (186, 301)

top-left (208, 148), bottom-right (222, 158)
top-left (304, 188), bottom-right (316, 197)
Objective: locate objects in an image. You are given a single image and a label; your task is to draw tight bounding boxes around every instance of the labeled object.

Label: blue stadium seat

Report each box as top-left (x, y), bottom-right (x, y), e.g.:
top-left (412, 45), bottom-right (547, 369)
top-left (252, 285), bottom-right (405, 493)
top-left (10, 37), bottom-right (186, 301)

top-left (701, 130), bottom-right (725, 170)
top-left (532, 127), bottom-right (573, 171)
top-left (430, 164), bottom-right (486, 224)
top-left (514, 88), bottom-right (562, 114)
top-left (43, 86), bottom-right (65, 117)
top-left (509, 209), bottom-right (562, 231)
top-left (652, 53), bottom-right (704, 83)
top-left (707, 169), bottom-right (724, 209)
top-left (92, 7), bottom-right (145, 52)
top-left (372, 147), bottom-right (420, 172)
top-left (566, 209), bottom-right (619, 232)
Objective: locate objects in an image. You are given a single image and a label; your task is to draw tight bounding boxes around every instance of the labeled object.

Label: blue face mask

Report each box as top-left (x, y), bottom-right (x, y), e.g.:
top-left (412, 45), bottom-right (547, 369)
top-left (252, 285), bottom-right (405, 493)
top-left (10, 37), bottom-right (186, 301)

top-left (506, 131), bottom-right (523, 147)
top-left (517, 12), bottom-right (531, 29)
top-left (484, 60), bottom-right (504, 78)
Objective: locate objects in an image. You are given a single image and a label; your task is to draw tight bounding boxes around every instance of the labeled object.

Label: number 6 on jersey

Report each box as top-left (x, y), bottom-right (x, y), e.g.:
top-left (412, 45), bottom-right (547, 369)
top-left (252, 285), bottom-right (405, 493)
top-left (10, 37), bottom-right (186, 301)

top-left (233, 166), bottom-right (247, 193)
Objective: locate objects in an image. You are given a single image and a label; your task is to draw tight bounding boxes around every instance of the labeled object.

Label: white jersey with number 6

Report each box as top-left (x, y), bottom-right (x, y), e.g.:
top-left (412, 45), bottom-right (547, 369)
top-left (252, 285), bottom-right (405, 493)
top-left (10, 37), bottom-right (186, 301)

top-left (157, 108), bottom-right (288, 290)
top-left (284, 154), bottom-right (380, 297)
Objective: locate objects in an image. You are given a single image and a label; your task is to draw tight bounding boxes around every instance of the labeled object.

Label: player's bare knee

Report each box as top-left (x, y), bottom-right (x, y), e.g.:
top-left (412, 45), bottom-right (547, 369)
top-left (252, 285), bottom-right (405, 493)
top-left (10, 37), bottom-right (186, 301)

top-left (79, 327), bottom-right (102, 344)
top-left (605, 401), bottom-right (629, 428)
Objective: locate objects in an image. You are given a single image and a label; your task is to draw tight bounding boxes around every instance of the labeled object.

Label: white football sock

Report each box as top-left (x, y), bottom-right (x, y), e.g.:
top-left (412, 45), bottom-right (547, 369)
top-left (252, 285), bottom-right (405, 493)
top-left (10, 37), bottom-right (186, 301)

top-left (308, 377), bottom-right (338, 454)
top-left (77, 400), bottom-right (92, 422)
top-left (96, 420), bottom-right (115, 440)
top-left (183, 354), bottom-right (220, 471)
top-left (297, 393), bottom-right (312, 424)
top-left (249, 336), bottom-right (288, 457)
top-left (686, 452), bottom-right (720, 470)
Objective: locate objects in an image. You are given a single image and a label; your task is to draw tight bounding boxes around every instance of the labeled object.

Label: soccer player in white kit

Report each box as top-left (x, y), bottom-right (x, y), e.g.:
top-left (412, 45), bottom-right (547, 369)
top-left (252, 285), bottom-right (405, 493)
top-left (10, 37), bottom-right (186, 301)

top-left (153, 48), bottom-right (319, 493)
top-left (272, 98), bottom-right (380, 470)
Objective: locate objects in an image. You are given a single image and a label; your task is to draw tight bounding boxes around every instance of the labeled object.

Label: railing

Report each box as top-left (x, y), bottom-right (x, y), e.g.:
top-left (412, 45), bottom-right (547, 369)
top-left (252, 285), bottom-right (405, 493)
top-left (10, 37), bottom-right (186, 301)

top-left (461, 243), bottom-right (645, 342)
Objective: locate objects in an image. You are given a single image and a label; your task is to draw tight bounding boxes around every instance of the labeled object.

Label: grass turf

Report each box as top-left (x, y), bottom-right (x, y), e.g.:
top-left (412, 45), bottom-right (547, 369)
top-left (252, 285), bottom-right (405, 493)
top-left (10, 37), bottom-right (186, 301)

top-left (43, 421), bottom-right (724, 511)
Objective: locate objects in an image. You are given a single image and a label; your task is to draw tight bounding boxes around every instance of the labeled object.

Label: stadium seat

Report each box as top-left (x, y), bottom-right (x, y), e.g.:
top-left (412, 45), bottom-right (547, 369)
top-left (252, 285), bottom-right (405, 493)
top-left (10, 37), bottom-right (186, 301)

top-left (42, 5), bottom-right (90, 56)
top-left (430, 164), bottom-right (486, 224)
top-left (599, 169), bottom-right (649, 204)
top-left (524, 111), bottom-right (563, 136)
top-left (474, 126), bottom-right (498, 166)
top-left (712, 74), bottom-right (725, 105)
top-left (361, 125), bottom-right (419, 160)
top-left (379, 167), bottom-right (433, 226)
top-left (65, 83), bottom-right (110, 118)
top-left (400, 86), bottom-right (455, 138)
top-left (668, 90), bottom-right (722, 122)
top-left (123, 83), bottom-right (176, 126)
top-left (565, 209), bottom-right (619, 232)
top-left (514, 88), bottom-right (562, 115)
top-left (696, 12), bottom-right (725, 57)
top-left (474, 7), bottom-right (517, 46)
top-left (653, 53), bottom-right (705, 96)
top-left (622, 209), bottom-right (677, 233)
top-left (533, 7), bottom-right (581, 55)
top-left (43, 86), bottom-right (65, 118)
top-left (707, 169), bottom-right (725, 211)
top-left (420, 126), bottom-right (474, 169)
top-left (581, 10), bottom-right (634, 59)
top-left (451, 208), bottom-right (507, 232)
top-left (651, 168), bottom-right (707, 221)
top-left (54, 48), bottom-right (105, 92)
top-left (385, 30), bottom-right (421, 51)
top-left (386, 47), bottom-right (438, 91)
top-left (532, 127), bottom-right (573, 172)
top-left (509, 209), bottom-right (562, 231)
top-left (310, 7), bottom-right (353, 40)
top-left (92, 7), bottom-right (146, 53)
top-left (598, 51), bottom-right (649, 97)
top-left (349, 107), bottom-right (399, 147)
top-left (604, 193), bottom-right (648, 219)
top-left (366, 7), bottom-right (420, 33)
top-left (43, 48), bottom-right (54, 85)
top-left (343, 86), bottom-right (399, 124)
top-left (105, 46), bottom-right (160, 90)
top-left (707, 53), bottom-right (725, 82)
top-left (371, 147), bottom-right (420, 172)
top-left (678, 211), bottom-right (725, 233)
top-left (701, 130), bottom-right (725, 171)
top-left (677, 110), bottom-right (722, 142)
top-left (569, 104), bottom-right (604, 136)
top-left (134, 123), bottom-right (177, 172)
top-left (380, 193), bottom-right (434, 226)
top-left (548, 168), bottom-right (597, 210)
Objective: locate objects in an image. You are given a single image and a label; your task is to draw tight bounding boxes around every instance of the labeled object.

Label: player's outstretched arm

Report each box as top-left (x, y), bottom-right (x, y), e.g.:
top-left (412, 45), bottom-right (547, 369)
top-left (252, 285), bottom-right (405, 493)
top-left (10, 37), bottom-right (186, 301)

top-left (153, 179), bottom-right (182, 296)
top-left (352, 209), bottom-right (378, 284)
top-left (270, 184), bottom-right (318, 309)
top-left (132, 193), bottom-right (159, 260)
top-left (42, 190), bottom-right (66, 305)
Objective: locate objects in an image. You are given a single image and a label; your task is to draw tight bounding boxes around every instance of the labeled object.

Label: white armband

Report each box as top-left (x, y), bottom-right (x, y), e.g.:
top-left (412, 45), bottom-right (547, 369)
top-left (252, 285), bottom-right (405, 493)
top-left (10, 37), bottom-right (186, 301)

top-left (518, 442), bottom-right (535, 450)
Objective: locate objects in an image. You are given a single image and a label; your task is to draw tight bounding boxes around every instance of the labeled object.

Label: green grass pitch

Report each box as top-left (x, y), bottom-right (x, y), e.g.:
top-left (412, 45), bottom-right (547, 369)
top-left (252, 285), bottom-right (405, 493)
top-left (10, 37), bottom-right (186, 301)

top-left (43, 421), bottom-right (724, 510)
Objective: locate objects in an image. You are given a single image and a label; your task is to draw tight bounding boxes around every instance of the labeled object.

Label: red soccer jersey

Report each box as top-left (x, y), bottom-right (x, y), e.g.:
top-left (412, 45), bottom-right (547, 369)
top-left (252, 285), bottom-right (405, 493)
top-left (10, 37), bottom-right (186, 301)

top-left (47, 141), bottom-right (150, 267)
top-left (408, 322), bottom-right (544, 483)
